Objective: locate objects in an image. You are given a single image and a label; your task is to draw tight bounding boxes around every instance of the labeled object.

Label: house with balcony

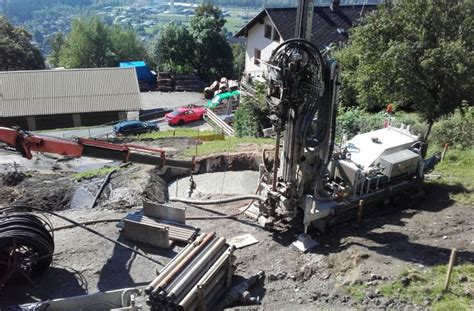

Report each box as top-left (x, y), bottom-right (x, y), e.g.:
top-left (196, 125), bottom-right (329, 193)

top-left (235, 0), bottom-right (377, 77)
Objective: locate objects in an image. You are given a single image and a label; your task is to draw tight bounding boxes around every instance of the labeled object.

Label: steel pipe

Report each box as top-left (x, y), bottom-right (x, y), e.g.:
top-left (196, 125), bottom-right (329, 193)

top-left (166, 237), bottom-right (226, 302)
top-left (145, 234), bottom-right (206, 294)
top-left (159, 236), bottom-right (221, 300)
top-left (152, 232), bottom-right (215, 295)
top-left (178, 248), bottom-right (233, 310)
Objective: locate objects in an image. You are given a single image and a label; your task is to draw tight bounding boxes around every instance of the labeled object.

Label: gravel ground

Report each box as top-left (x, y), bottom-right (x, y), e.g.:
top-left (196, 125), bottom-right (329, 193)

top-left (0, 142), bottom-right (472, 310)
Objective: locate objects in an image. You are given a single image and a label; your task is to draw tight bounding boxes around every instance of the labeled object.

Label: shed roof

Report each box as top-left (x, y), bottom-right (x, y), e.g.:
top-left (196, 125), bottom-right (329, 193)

top-left (236, 5), bottom-right (377, 50)
top-left (0, 67), bottom-right (141, 117)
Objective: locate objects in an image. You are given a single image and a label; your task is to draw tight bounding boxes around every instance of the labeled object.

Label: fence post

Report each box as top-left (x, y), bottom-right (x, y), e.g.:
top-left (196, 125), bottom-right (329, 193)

top-left (444, 248), bottom-right (457, 292)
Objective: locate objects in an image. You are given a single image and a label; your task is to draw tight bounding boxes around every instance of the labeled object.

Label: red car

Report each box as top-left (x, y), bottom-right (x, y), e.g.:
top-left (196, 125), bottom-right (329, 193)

top-left (165, 107), bottom-right (206, 126)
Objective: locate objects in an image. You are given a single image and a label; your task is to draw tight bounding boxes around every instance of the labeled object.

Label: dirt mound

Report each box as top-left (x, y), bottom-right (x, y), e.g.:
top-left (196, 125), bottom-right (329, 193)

top-left (2, 172), bottom-right (26, 186)
top-left (10, 174), bottom-right (76, 211)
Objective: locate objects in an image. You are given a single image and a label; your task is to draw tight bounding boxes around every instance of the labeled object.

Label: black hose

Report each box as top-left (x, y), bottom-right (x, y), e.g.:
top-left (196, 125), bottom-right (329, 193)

top-left (0, 213), bottom-right (54, 286)
top-left (2, 205), bottom-right (163, 266)
top-left (169, 195), bottom-right (266, 205)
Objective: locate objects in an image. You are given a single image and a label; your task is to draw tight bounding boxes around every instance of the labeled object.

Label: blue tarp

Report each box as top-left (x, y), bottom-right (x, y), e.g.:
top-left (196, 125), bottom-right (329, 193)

top-left (119, 61), bottom-right (156, 82)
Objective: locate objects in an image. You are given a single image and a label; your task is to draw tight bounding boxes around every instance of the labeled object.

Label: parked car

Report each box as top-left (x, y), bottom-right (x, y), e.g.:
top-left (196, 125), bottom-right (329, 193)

top-left (139, 107), bottom-right (173, 121)
top-left (165, 106), bottom-right (206, 126)
top-left (113, 120), bottom-right (159, 135)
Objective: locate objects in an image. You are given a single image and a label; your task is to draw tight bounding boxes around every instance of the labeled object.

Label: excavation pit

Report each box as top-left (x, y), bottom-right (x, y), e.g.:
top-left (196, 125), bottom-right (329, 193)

top-left (168, 170), bottom-right (260, 198)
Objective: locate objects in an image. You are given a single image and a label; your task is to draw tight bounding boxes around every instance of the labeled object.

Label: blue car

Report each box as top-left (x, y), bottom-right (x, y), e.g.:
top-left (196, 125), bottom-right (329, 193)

top-left (113, 120), bottom-right (159, 135)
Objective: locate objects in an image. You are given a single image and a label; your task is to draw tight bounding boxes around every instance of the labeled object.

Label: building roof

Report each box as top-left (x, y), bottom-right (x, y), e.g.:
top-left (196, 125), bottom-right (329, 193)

top-left (235, 5), bottom-right (377, 50)
top-left (0, 67), bottom-right (141, 118)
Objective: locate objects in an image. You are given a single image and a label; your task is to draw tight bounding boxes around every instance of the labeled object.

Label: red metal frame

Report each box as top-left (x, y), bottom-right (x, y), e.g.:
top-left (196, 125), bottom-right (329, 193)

top-left (0, 127), bottom-right (166, 165)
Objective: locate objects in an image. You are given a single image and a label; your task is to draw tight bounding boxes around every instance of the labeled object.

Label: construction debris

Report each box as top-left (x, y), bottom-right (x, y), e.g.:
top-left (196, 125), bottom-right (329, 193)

top-left (145, 232), bottom-right (235, 310)
top-left (157, 72), bottom-right (174, 92)
top-left (216, 270), bottom-right (264, 309)
top-left (174, 74), bottom-right (206, 92)
top-left (227, 233), bottom-right (258, 249)
top-left (204, 78), bottom-right (239, 99)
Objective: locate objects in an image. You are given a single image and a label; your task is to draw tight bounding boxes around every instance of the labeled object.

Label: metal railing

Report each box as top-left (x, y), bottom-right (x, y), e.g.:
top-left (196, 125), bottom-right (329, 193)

top-left (204, 109), bottom-right (235, 136)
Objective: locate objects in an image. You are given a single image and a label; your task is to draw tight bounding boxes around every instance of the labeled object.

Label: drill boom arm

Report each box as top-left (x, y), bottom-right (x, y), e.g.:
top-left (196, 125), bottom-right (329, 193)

top-left (0, 127), bottom-right (193, 170)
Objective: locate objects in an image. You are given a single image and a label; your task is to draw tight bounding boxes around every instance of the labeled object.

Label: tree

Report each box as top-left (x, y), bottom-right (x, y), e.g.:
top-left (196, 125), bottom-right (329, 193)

top-left (48, 32), bottom-right (65, 67)
top-left (335, 0), bottom-right (474, 139)
top-left (231, 43), bottom-right (245, 79)
top-left (0, 15), bottom-right (45, 71)
top-left (109, 25), bottom-right (148, 64)
top-left (59, 17), bottom-right (148, 68)
top-left (234, 82), bottom-right (270, 137)
top-left (152, 22), bottom-right (195, 73)
top-left (190, 3), bottom-right (234, 81)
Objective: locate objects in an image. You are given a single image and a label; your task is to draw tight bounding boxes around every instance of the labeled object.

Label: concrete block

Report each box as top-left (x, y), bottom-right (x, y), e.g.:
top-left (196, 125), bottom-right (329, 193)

top-left (143, 201), bottom-right (186, 224)
top-left (26, 116), bottom-right (37, 131)
top-left (72, 114), bottom-right (82, 127)
top-left (123, 219), bottom-right (170, 248)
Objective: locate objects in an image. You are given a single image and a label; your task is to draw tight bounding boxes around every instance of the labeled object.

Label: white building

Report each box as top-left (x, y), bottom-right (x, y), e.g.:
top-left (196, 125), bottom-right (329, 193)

top-left (235, 1), bottom-right (377, 77)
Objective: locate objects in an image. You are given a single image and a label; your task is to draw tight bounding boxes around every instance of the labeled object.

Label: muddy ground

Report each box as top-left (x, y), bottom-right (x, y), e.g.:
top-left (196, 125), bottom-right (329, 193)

top-left (0, 138), bottom-right (472, 310)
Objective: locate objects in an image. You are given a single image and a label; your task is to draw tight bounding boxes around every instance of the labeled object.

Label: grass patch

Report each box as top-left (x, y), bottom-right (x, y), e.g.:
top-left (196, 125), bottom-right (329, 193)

top-left (72, 166), bottom-right (124, 181)
top-left (138, 128), bottom-right (220, 140)
top-left (345, 283), bottom-right (367, 302)
top-left (379, 264), bottom-right (474, 310)
top-left (427, 148), bottom-right (474, 204)
top-left (183, 136), bottom-right (275, 157)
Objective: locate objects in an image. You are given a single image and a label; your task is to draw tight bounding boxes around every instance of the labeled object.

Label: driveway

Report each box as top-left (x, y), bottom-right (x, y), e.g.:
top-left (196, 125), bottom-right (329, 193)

top-left (140, 91), bottom-right (207, 110)
top-left (35, 92), bottom-right (210, 139)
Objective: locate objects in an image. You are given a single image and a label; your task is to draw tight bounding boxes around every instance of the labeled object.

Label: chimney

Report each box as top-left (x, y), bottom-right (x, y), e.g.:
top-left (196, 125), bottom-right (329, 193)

top-left (331, 0), bottom-right (340, 11)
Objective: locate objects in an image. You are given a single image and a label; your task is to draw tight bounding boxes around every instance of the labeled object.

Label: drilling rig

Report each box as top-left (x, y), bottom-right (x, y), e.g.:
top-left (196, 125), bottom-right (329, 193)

top-left (246, 0), bottom-right (439, 248)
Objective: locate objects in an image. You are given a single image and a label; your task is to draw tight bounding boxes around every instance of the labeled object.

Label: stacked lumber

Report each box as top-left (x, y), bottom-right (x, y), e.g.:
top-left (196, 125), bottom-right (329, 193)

top-left (174, 74), bottom-right (206, 92)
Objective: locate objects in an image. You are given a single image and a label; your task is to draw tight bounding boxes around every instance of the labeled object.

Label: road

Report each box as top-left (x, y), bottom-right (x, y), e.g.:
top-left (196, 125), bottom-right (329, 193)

top-left (36, 91), bottom-right (211, 139)
top-left (37, 118), bottom-right (212, 139)
top-left (140, 91), bottom-right (207, 110)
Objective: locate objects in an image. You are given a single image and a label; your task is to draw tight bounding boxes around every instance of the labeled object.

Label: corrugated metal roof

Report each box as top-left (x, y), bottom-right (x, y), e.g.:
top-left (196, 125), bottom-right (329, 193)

top-left (0, 67), bottom-right (141, 117)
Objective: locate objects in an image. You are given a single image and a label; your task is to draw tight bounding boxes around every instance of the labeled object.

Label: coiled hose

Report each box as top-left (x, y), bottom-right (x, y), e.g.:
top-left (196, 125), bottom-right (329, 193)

top-left (0, 213), bottom-right (54, 287)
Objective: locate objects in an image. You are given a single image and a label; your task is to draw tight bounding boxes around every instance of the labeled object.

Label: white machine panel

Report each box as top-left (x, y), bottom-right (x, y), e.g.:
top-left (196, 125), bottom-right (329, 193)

top-left (346, 127), bottom-right (418, 169)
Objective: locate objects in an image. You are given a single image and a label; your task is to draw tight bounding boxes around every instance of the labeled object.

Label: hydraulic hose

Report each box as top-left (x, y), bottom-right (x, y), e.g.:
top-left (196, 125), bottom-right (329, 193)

top-left (169, 195), bottom-right (266, 206)
top-left (0, 213), bottom-right (54, 286)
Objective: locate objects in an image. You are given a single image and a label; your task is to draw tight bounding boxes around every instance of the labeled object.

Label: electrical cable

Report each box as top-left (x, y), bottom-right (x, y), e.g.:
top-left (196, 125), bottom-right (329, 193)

top-left (51, 218), bottom-right (124, 231)
top-left (1, 205), bottom-right (164, 266)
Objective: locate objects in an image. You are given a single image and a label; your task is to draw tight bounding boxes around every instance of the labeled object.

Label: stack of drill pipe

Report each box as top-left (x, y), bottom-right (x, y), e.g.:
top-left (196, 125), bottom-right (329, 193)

top-left (145, 232), bottom-right (235, 310)
top-left (124, 213), bottom-right (199, 243)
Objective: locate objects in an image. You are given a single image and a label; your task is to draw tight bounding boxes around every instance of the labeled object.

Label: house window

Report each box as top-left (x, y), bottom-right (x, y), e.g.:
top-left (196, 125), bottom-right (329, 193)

top-left (254, 49), bottom-right (261, 66)
top-left (264, 24), bottom-right (272, 39)
top-left (273, 29), bottom-right (280, 41)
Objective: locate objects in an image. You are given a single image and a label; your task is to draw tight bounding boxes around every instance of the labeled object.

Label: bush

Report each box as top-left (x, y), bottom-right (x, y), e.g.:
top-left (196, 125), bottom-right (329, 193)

top-left (335, 108), bottom-right (425, 141)
top-left (431, 105), bottom-right (473, 149)
top-left (234, 82), bottom-right (270, 137)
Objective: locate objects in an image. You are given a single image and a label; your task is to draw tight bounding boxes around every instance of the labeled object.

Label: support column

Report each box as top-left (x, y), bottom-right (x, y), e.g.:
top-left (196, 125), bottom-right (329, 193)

top-left (118, 111), bottom-right (127, 120)
top-left (26, 116), bottom-right (37, 131)
top-left (73, 114), bottom-right (82, 127)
